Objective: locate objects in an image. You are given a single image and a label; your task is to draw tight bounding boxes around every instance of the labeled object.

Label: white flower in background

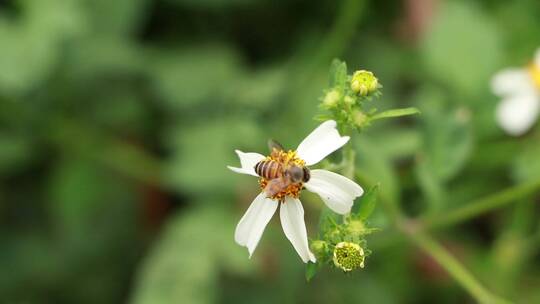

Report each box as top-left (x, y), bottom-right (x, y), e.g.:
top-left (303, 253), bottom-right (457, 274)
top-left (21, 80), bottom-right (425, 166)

top-left (491, 48), bottom-right (540, 136)
top-left (227, 120), bottom-right (364, 263)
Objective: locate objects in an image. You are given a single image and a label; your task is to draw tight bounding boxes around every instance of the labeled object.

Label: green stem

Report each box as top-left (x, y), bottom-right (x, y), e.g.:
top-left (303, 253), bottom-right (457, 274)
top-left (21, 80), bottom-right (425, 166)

top-left (403, 225), bottom-right (512, 304)
top-left (420, 178), bottom-right (540, 229)
top-left (342, 143), bottom-right (356, 180)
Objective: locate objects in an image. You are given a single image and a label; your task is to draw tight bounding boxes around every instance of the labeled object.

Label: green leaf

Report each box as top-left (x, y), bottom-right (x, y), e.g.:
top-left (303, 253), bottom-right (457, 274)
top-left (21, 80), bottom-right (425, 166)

top-left (369, 107), bottom-right (420, 121)
top-left (354, 184), bottom-right (379, 220)
top-left (328, 59), bottom-right (348, 89)
top-left (0, 0), bottom-right (84, 95)
top-left (305, 262), bottom-right (320, 282)
top-left (417, 87), bottom-right (473, 182)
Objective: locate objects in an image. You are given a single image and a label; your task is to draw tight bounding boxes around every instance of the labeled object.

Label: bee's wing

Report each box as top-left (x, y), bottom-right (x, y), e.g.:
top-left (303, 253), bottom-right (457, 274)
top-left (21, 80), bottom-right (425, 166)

top-left (267, 139), bottom-right (284, 153)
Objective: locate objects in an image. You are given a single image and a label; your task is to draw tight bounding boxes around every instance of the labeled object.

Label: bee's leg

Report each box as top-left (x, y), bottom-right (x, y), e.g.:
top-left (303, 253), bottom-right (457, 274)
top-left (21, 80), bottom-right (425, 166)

top-left (264, 177), bottom-right (287, 198)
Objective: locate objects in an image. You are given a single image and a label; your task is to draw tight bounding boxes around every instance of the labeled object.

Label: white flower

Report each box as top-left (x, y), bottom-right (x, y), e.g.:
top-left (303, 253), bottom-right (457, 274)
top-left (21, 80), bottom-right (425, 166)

top-left (491, 48), bottom-right (540, 136)
top-left (227, 120), bottom-right (364, 263)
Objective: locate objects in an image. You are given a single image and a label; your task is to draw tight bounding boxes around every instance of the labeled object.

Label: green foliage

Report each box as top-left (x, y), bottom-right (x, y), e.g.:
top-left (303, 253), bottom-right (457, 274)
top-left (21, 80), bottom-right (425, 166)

top-left (165, 118), bottom-right (263, 193)
top-left (354, 184), bottom-right (379, 220)
top-left (1, 0), bottom-right (540, 303)
top-left (369, 107), bottom-right (420, 121)
top-left (355, 137), bottom-right (399, 206)
top-left (305, 262), bottom-right (320, 282)
top-left (422, 1), bottom-right (502, 98)
top-left (416, 87), bottom-right (473, 182)
top-left (131, 205), bottom-right (252, 304)
top-left (329, 59), bottom-right (348, 89)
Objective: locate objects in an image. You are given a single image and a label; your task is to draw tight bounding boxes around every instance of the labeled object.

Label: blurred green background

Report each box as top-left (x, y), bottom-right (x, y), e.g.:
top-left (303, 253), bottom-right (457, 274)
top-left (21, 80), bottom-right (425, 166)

top-left (1, 0), bottom-right (540, 303)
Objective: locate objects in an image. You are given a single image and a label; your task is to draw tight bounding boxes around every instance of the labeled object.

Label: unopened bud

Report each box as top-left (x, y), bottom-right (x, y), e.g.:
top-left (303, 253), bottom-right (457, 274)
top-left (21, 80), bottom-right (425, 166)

top-left (323, 89), bottom-right (341, 108)
top-left (343, 95), bottom-right (355, 106)
top-left (353, 110), bottom-right (368, 128)
top-left (310, 240), bottom-right (328, 257)
top-left (351, 70), bottom-right (378, 96)
top-left (346, 219), bottom-right (367, 237)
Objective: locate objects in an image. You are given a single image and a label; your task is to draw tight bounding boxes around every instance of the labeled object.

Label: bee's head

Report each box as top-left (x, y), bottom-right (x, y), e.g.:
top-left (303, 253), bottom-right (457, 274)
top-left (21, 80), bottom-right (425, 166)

top-left (288, 165), bottom-right (308, 183)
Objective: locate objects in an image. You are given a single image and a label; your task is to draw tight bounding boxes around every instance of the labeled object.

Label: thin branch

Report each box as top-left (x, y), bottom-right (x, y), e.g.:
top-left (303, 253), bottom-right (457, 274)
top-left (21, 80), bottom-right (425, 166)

top-left (420, 179), bottom-right (540, 229)
top-left (402, 224), bottom-right (513, 304)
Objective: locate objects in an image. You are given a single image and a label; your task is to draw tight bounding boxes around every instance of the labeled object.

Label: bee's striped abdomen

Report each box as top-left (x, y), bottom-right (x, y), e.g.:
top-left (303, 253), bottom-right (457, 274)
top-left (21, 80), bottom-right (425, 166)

top-left (254, 160), bottom-right (282, 179)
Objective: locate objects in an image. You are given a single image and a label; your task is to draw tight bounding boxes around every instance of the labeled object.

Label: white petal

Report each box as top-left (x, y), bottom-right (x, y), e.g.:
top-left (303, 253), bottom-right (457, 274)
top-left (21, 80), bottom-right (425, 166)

top-left (496, 93), bottom-right (540, 136)
top-left (296, 120), bottom-right (350, 166)
top-left (304, 169), bottom-right (363, 215)
top-left (227, 150), bottom-right (265, 177)
top-left (491, 68), bottom-right (535, 97)
top-left (235, 192), bottom-right (278, 257)
top-left (280, 197), bottom-right (316, 263)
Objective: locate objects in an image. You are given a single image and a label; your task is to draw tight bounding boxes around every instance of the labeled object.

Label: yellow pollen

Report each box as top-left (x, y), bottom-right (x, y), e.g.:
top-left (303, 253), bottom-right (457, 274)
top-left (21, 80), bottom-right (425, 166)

top-left (528, 63), bottom-right (540, 89)
top-left (259, 149), bottom-right (305, 201)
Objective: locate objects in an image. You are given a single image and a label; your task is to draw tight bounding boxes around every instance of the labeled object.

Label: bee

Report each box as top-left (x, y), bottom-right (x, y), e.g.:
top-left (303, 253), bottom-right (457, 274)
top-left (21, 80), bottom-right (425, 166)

top-left (254, 139), bottom-right (310, 199)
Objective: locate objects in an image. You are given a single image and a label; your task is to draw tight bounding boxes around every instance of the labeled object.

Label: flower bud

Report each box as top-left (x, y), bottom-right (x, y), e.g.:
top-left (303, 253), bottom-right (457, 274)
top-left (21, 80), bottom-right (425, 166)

top-left (310, 240), bottom-right (328, 257)
top-left (333, 242), bottom-right (365, 272)
top-left (353, 110), bottom-right (368, 128)
top-left (351, 70), bottom-right (378, 96)
top-left (343, 95), bottom-right (355, 106)
top-left (346, 219), bottom-right (366, 237)
top-left (323, 89), bottom-right (341, 108)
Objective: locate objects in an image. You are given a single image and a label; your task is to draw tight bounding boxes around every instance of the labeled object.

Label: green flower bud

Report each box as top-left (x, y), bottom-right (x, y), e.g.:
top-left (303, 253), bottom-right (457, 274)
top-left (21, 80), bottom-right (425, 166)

top-left (351, 70), bottom-right (378, 96)
top-left (310, 240), bottom-right (328, 258)
top-left (323, 89), bottom-right (341, 108)
top-left (333, 242), bottom-right (365, 272)
top-left (343, 95), bottom-right (355, 106)
top-left (353, 110), bottom-right (368, 128)
top-left (346, 219), bottom-right (366, 237)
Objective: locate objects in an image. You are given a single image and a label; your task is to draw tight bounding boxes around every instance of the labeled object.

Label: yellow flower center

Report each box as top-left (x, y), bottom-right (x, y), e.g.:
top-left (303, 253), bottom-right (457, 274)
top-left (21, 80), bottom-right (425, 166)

top-left (258, 149), bottom-right (306, 201)
top-left (529, 63), bottom-right (540, 89)
top-left (333, 242), bottom-right (365, 272)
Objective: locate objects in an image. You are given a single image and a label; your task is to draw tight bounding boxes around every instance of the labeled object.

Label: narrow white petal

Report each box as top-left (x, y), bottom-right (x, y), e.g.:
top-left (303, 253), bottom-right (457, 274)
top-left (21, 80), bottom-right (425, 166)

top-left (304, 169), bottom-right (364, 215)
top-left (491, 68), bottom-right (535, 97)
top-left (235, 192), bottom-right (278, 257)
top-left (296, 120), bottom-right (350, 166)
top-left (227, 150), bottom-right (265, 177)
top-left (280, 197), bottom-right (316, 263)
top-left (496, 93), bottom-right (540, 136)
